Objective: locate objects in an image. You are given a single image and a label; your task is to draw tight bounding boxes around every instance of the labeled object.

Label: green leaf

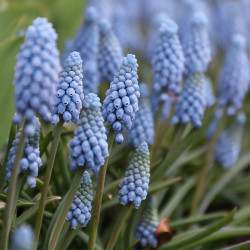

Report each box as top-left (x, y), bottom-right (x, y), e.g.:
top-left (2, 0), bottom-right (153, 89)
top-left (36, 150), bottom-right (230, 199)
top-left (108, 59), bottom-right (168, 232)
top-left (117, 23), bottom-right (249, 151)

top-left (198, 154), bottom-right (250, 214)
top-left (149, 177), bottom-right (181, 193)
top-left (226, 241), bottom-right (250, 250)
top-left (40, 131), bottom-right (52, 157)
top-left (16, 196), bottom-right (61, 225)
top-left (151, 111), bottom-right (213, 182)
top-left (0, 36), bottom-right (23, 147)
top-left (158, 208), bottom-right (237, 250)
top-left (160, 176), bottom-right (196, 219)
top-left (169, 212), bottom-right (228, 229)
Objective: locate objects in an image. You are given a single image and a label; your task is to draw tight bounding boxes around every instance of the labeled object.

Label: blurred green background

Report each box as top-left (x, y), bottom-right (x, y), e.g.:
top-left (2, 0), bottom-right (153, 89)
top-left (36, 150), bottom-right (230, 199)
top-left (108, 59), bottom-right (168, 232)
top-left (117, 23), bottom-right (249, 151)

top-left (0, 0), bottom-right (86, 147)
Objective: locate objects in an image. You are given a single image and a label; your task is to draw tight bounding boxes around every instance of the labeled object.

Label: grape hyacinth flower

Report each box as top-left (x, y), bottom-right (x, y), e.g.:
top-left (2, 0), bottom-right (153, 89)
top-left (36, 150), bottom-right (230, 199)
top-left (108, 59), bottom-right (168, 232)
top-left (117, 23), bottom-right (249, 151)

top-left (6, 117), bottom-right (42, 188)
top-left (71, 7), bottom-right (99, 95)
top-left (66, 171), bottom-right (93, 229)
top-left (127, 84), bottom-right (155, 147)
top-left (218, 34), bottom-right (250, 116)
top-left (152, 19), bottom-right (185, 95)
top-left (13, 17), bottom-right (61, 134)
top-left (102, 54), bottom-right (140, 144)
top-left (205, 77), bottom-right (216, 107)
top-left (136, 195), bottom-right (159, 248)
top-left (182, 12), bottom-right (211, 75)
top-left (51, 52), bottom-right (84, 125)
top-left (118, 142), bottom-right (150, 209)
top-left (171, 71), bottom-right (206, 128)
top-left (82, 60), bottom-right (99, 95)
top-left (215, 113), bottom-right (246, 168)
top-left (205, 109), bottom-right (223, 140)
top-left (98, 20), bottom-right (123, 83)
top-left (10, 224), bottom-right (34, 250)
top-left (69, 93), bottom-right (108, 174)
top-left (72, 7), bottom-right (99, 63)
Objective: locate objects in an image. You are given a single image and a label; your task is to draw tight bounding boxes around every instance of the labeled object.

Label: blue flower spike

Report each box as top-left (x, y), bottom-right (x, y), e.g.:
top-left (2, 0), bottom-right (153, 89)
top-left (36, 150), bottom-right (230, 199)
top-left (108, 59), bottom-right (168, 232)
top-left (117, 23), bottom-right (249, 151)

top-left (127, 84), bottom-right (155, 147)
top-left (118, 142), bottom-right (150, 209)
top-left (66, 171), bottom-right (93, 229)
top-left (136, 195), bottom-right (159, 248)
top-left (218, 34), bottom-right (250, 116)
top-left (152, 19), bottom-right (185, 95)
top-left (13, 17), bottom-right (61, 134)
top-left (69, 93), bottom-right (108, 174)
top-left (183, 12), bottom-right (211, 75)
top-left (51, 51), bottom-right (84, 125)
top-left (10, 224), bottom-right (35, 250)
top-left (205, 77), bottom-right (216, 107)
top-left (98, 20), bottom-right (123, 83)
top-left (215, 113), bottom-right (246, 169)
top-left (72, 7), bottom-right (99, 62)
top-left (171, 72), bottom-right (207, 128)
top-left (102, 54), bottom-right (140, 144)
top-left (6, 117), bottom-right (42, 188)
top-left (71, 7), bottom-right (99, 95)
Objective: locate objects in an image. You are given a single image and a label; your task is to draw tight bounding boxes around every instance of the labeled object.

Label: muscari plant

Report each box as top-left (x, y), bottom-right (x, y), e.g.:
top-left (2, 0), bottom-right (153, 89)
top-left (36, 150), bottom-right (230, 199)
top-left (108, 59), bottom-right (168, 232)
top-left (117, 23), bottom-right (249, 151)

top-left (2, 1), bottom-right (250, 250)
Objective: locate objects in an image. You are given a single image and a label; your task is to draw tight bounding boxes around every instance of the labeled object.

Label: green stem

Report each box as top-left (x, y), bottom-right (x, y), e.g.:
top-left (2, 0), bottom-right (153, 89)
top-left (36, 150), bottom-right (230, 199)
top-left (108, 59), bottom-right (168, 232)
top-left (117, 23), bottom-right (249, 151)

top-left (34, 119), bottom-right (63, 249)
top-left (87, 132), bottom-right (115, 250)
top-left (190, 112), bottom-right (225, 216)
top-left (48, 167), bottom-right (85, 249)
top-left (0, 122), bottom-right (16, 192)
top-left (60, 227), bottom-right (74, 250)
top-left (0, 125), bottom-right (26, 250)
top-left (105, 205), bottom-right (133, 250)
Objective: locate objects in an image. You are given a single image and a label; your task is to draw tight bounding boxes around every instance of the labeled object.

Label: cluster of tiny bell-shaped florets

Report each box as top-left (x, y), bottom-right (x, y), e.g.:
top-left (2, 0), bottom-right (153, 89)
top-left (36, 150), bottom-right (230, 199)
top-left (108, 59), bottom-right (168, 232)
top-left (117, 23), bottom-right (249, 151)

top-left (182, 12), bottom-right (211, 75)
top-left (218, 34), bottom-right (250, 116)
top-left (152, 19), bottom-right (185, 95)
top-left (215, 113), bottom-right (246, 169)
top-left (98, 20), bottom-right (123, 83)
top-left (12, 17), bottom-right (61, 134)
top-left (51, 51), bottom-right (84, 125)
top-left (136, 195), bottom-right (159, 248)
top-left (102, 54), bottom-right (140, 144)
top-left (204, 77), bottom-right (216, 107)
top-left (66, 171), bottom-right (93, 229)
top-left (118, 142), bottom-right (150, 209)
top-left (10, 224), bottom-right (34, 250)
top-left (206, 108), bottom-right (223, 140)
top-left (127, 84), bottom-right (155, 147)
top-left (69, 93), bottom-right (109, 174)
top-left (71, 7), bottom-right (100, 96)
top-left (6, 117), bottom-right (42, 188)
top-left (171, 71), bottom-right (207, 128)
top-left (72, 6), bottom-right (99, 62)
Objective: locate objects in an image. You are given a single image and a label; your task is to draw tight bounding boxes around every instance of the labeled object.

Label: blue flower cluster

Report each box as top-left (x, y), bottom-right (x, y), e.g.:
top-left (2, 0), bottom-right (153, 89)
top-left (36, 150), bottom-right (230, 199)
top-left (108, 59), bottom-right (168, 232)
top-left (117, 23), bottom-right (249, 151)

top-left (72, 7), bottom-right (99, 62)
top-left (205, 77), bottom-right (216, 107)
top-left (218, 34), bottom-right (250, 116)
top-left (10, 224), bottom-right (34, 250)
top-left (152, 19), bottom-right (185, 95)
top-left (13, 17), bottom-right (61, 130)
top-left (72, 7), bottom-right (99, 95)
top-left (66, 171), bottom-right (93, 229)
top-left (171, 72), bottom-right (206, 128)
top-left (83, 60), bottom-right (99, 95)
top-left (136, 195), bottom-right (158, 248)
top-left (51, 52), bottom-right (84, 125)
top-left (127, 84), bottom-right (155, 147)
top-left (215, 113), bottom-right (246, 168)
top-left (98, 20), bottom-right (123, 83)
top-left (69, 93), bottom-right (108, 174)
top-left (102, 54), bottom-right (140, 144)
top-left (6, 117), bottom-right (42, 188)
top-left (183, 12), bottom-right (211, 75)
top-left (205, 109), bottom-right (223, 140)
top-left (118, 142), bottom-right (150, 209)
